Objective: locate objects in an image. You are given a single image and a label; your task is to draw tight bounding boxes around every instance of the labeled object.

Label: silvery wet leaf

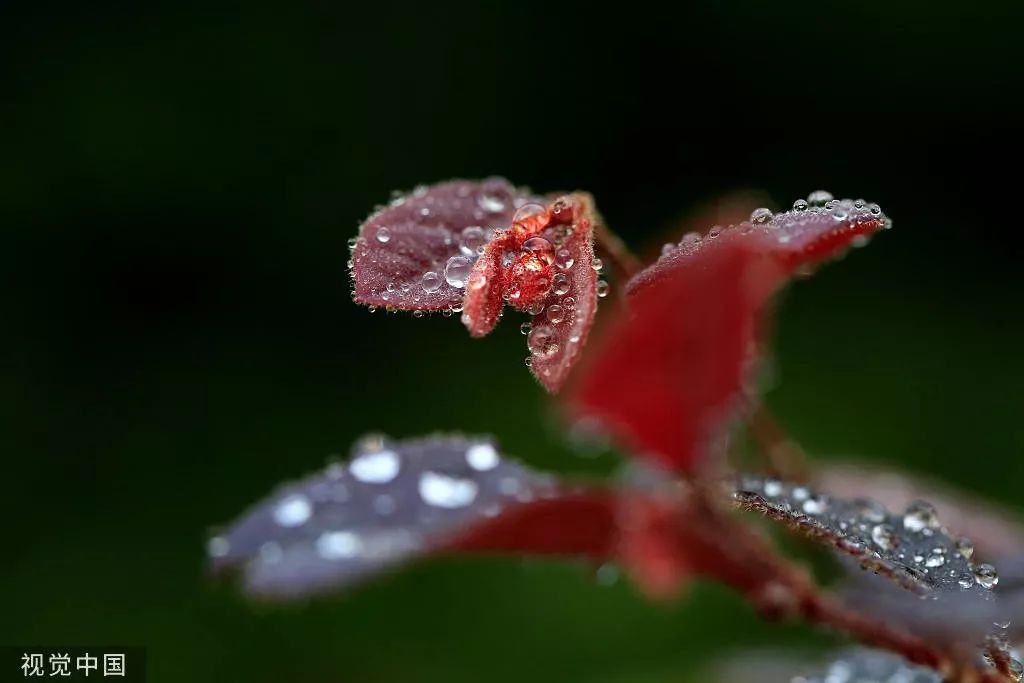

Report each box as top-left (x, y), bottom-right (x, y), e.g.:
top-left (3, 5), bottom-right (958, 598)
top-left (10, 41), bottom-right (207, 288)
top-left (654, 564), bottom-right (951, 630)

top-left (209, 434), bottom-right (567, 598)
top-left (734, 475), bottom-right (1016, 665)
top-left (734, 475), bottom-right (997, 597)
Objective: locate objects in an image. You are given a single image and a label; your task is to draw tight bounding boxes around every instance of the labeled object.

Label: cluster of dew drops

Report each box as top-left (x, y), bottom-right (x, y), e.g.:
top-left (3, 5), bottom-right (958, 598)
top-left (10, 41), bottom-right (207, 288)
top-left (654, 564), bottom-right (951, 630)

top-left (660, 190), bottom-right (892, 258)
top-left (208, 436), bottom-right (560, 569)
top-left (348, 184), bottom-right (611, 368)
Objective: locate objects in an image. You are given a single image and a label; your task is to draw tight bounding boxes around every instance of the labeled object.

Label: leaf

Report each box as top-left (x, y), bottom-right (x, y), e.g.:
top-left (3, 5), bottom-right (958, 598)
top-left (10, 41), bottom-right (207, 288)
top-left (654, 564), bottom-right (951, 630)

top-left (460, 230), bottom-right (515, 337)
top-left (568, 194), bottom-right (889, 472)
top-left (733, 475), bottom-right (1020, 670)
top-left (819, 462), bottom-right (1024, 560)
top-left (350, 178), bottom-right (542, 312)
top-left (734, 475), bottom-right (997, 598)
top-left (209, 433), bottom-right (622, 599)
top-left (525, 192), bottom-right (600, 392)
top-left (352, 180), bottom-right (604, 392)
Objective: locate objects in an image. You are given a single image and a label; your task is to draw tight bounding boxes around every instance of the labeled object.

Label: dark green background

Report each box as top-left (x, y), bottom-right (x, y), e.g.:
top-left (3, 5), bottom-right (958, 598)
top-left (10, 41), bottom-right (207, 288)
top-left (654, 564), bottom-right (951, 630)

top-left (3, 1), bottom-right (1022, 681)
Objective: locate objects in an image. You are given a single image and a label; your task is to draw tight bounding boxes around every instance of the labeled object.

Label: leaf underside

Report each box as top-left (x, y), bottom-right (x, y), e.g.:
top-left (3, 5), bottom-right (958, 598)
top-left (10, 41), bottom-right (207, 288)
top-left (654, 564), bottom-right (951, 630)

top-left (210, 434), bottom-right (619, 599)
top-left (569, 196), bottom-right (889, 473)
top-left (734, 475), bottom-right (1011, 652)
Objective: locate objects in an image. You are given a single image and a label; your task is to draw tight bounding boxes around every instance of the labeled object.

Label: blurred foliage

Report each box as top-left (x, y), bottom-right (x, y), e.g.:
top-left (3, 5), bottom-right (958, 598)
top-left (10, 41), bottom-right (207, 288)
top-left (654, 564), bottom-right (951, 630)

top-left (2, 0), bottom-right (1022, 681)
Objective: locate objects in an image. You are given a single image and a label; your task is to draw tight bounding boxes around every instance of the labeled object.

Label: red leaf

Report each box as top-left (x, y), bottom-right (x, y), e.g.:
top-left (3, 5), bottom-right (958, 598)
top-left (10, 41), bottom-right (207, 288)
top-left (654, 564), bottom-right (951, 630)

top-left (568, 195), bottom-right (889, 471)
top-left (526, 193), bottom-right (600, 392)
top-left (350, 178), bottom-right (541, 311)
top-left (461, 230), bottom-right (516, 338)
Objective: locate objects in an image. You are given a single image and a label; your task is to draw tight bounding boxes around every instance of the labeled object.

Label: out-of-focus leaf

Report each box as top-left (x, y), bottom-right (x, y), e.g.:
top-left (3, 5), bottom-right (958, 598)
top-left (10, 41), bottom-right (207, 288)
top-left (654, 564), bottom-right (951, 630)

top-left (209, 433), bottom-right (604, 598)
top-left (568, 194), bottom-right (889, 472)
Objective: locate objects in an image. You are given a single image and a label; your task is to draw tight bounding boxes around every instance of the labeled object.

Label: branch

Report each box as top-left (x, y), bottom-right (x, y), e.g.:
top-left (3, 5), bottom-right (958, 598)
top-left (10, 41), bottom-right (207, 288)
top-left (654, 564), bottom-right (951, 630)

top-left (747, 406), bottom-right (810, 481)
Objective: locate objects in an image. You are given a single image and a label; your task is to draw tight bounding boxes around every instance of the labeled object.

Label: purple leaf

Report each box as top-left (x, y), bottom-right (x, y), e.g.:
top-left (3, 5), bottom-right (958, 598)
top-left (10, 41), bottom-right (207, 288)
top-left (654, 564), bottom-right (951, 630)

top-left (350, 178), bottom-right (542, 312)
top-left (209, 433), bottom-right (613, 599)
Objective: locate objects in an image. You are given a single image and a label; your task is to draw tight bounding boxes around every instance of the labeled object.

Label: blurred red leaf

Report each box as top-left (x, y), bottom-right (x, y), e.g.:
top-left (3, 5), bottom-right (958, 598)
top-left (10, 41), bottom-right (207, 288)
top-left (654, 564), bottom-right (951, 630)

top-left (568, 197), bottom-right (889, 472)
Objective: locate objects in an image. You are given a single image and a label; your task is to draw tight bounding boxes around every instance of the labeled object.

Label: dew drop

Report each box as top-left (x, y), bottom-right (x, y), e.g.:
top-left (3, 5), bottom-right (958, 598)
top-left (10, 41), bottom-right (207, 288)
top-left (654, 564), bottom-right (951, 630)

top-left (459, 226), bottom-right (487, 256)
top-left (527, 325), bottom-right (559, 359)
top-left (792, 198), bottom-right (809, 212)
top-left (419, 471), bottom-right (479, 508)
top-left (955, 537), bottom-right (974, 559)
top-left (596, 280), bottom-right (610, 298)
top-left (207, 535), bottom-right (230, 558)
top-left (556, 249), bottom-right (575, 270)
top-left (552, 272), bottom-right (571, 296)
top-left (273, 494), bottom-right (313, 527)
top-left (512, 203), bottom-right (546, 226)
top-left (522, 236), bottom-right (555, 265)
top-left (444, 256), bottom-right (472, 288)
top-left (871, 524), bottom-right (896, 550)
top-left (375, 226), bottom-right (391, 243)
top-left (591, 257), bottom-right (603, 271)
top-left (807, 190), bottom-right (833, 206)
top-left (750, 207), bottom-right (773, 224)
top-left (595, 563), bottom-right (620, 586)
top-left (546, 304), bottom-right (565, 324)
top-left (421, 271), bottom-right (442, 293)
top-left (520, 322), bottom-right (532, 335)
top-left (350, 450), bottom-right (401, 484)
top-left (478, 194), bottom-right (506, 213)
top-left (902, 501), bottom-right (939, 533)
top-left (259, 541), bottom-right (283, 564)
top-left (802, 496), bottom-right (828, 515)
top-left (763, 480), bottom-right (783, 497)
top-left (974, 563), bottom-right (999, 589)
top-left (679, 232), bottom-right (701, 247)
top-left (466, 443), bottom-right (500, 471)
top-left (317, 530), bottom-right (362, 559)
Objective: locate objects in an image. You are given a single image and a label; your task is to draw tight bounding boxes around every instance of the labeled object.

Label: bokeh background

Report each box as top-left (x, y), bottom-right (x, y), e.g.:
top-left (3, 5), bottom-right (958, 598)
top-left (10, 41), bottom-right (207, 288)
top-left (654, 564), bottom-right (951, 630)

top-left (4, 1), bottom-right (1023, 681)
